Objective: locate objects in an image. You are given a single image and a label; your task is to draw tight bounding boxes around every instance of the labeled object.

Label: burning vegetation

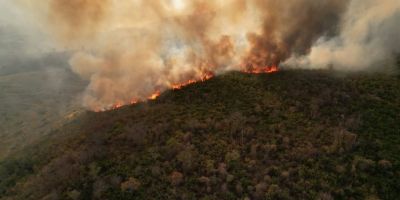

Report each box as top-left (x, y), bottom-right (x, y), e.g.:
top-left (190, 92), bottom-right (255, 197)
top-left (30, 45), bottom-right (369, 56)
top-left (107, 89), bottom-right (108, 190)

top-left (242, 65), bottom-right (279, 74)
top-left (107, 67), bottom-right (278, 111)
top-left (107, 71), bottom-right (215, 111)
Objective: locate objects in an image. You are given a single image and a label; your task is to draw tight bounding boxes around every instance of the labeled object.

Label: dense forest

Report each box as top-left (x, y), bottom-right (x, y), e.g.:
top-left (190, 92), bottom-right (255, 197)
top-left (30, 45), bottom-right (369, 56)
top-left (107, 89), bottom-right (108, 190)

top-left (1, 69), bottom-right (399, 200)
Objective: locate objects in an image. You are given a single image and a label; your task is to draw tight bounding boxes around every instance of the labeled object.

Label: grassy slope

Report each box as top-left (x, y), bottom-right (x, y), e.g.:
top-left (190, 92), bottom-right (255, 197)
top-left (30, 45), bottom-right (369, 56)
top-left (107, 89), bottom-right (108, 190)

top-left (0, 68), bottom-right (85, 159)
top-left (0, 69), bottom-right (399, 200)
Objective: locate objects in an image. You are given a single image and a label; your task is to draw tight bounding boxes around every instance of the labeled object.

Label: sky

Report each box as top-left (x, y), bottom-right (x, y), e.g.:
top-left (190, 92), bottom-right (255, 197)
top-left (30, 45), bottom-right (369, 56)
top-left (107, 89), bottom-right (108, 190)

top-left (0, 0), bottom-right (55, 63)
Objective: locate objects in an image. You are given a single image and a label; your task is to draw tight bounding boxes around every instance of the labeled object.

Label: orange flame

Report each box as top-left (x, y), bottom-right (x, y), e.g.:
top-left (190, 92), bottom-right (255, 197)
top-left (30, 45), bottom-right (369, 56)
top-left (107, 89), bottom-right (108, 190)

top-left (171, 72), bottom-right (214, 90)
top-left (243, 65), bottom-right (279, 74)
top-left (105, 67), bottom-right (279, 112)
top-left (171, 79), bottom-right (197, 90)
top-left (148, 90), bottom-right (161, 100)
top-left (111, 102), bottom-right (123, 110)
top-left (130, 99), bottom-right (139, 104)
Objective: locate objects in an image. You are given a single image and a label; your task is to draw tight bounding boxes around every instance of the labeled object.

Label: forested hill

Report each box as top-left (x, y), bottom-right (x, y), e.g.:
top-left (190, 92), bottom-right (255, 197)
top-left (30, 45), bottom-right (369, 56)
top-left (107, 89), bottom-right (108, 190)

top-left (1, 69), bottom-right (399, 200)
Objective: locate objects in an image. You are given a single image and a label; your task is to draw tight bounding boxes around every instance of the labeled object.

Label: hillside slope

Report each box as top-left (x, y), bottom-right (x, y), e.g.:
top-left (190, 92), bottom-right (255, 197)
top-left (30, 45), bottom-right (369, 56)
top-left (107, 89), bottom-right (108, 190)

top-left (1, 70), bottom-right (399, 200)
top-left (0, 67), bottom-right (86, 160)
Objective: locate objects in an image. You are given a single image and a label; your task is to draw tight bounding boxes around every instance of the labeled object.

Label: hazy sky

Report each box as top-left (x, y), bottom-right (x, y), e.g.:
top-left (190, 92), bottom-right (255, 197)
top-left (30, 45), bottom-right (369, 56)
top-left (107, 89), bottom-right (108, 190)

top-left (0, 0), bottom-right (55, 61)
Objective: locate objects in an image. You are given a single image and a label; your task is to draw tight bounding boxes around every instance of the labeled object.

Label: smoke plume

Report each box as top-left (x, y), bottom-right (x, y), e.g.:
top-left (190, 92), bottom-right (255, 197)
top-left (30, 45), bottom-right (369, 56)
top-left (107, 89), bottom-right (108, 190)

top-left (20, 0), bottom-right (399, 110)
top-left (287, 0), bottom-right (400, 70)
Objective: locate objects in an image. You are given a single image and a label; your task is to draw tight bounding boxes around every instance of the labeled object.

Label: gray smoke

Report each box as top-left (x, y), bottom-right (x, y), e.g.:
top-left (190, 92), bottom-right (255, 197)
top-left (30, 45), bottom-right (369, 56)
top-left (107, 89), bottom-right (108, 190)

top-left (287, 0), bottom-right (400, 70)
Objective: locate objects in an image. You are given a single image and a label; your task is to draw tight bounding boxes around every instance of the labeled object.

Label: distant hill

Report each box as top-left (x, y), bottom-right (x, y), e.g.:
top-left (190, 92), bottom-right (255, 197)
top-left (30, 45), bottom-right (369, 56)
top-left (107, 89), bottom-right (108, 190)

top-left (0, 61), bottom-right (86, 160)
top-left (1, 69), bottom-right (399, 200)
top-left (0, 52), bottom-right (71, 76)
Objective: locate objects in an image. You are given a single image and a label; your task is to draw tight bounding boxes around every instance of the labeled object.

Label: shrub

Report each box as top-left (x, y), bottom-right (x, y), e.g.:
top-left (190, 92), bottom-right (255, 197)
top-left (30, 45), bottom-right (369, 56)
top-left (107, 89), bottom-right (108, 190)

top-left (170, 171), bottom-right (184, 186)
top-left (120, 177), bottom-right (141, 192)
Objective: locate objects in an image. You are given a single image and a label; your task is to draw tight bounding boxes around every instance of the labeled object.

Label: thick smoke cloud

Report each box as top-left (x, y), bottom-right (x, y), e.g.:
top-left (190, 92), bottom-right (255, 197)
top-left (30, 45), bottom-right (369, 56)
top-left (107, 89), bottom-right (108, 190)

top-left (21, 0), bottom-right (400, 110)
top-left (47, 0), bottom-right (111, 45)
top-left (287, 0), bottom-right (400, 70)
top-left (244, 0), bottom-right (349, 69)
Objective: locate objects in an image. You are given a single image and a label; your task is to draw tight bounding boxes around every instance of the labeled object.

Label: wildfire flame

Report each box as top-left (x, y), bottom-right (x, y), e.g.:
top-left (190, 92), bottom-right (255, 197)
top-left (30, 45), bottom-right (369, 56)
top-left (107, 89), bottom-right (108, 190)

top-left (148, 90), bottom-right (161, 100)
top-left (243, 65), bottom-right (279, 74)
top-left (105, 67), bottom-right (277, 112)
top-left (171, 72), bottom-right (214, 90)
top-left (130, 99), bottom-right (139, 104)
top-left (171, 80), bottom-right (197, 90)
top-left (111, 102), bottom-right (123, 110)
top-left (105, 72), bottom-right (214, 111)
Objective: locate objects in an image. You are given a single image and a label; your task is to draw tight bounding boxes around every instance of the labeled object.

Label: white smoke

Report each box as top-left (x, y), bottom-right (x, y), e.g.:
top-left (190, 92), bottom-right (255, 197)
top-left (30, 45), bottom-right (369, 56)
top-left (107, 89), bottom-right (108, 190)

top-left (287, 0), bottom-right (400, 70)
